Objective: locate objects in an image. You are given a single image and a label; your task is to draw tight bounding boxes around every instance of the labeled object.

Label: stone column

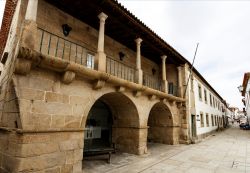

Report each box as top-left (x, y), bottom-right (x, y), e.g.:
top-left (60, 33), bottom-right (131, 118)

top-left (25, 0), bottom-right (38, 21)
top-left (161, 55), bottom-right (168, 93)
top-left (21, 0), bottom-right (38, 53)
top-left (96, 12), bottom-right (108, 72)
top-left (177, 66), bottom-right (183, 97)
top-left (135, 38), bottom-right (143, 84)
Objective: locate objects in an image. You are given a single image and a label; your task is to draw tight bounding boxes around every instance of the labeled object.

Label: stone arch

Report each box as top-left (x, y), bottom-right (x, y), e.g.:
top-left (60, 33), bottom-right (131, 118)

top-left (147, 102), bottom-right (174, 145)
top-left (82, 92), bottom-right (141, 154)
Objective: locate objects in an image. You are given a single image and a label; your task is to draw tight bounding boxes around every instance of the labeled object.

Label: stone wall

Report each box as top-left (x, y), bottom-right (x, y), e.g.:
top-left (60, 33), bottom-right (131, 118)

top-left (0, 131), bottom-right (83, 173)
top-left (0, 0), bottom-right (186, 172)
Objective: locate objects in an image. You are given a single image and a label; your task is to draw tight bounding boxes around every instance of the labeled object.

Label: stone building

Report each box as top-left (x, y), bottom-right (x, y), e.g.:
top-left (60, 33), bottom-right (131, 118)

top-left (0, 0), bottom-right (228, 172)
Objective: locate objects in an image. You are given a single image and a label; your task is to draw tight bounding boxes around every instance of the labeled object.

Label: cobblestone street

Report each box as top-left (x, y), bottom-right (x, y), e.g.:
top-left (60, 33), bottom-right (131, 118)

top-left (83, 125), bottom-right (250, 173)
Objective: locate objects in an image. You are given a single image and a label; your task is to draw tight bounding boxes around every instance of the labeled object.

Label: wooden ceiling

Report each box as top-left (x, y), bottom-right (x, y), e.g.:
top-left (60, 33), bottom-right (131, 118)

top-left (45, 0), bottom-right (186, 65)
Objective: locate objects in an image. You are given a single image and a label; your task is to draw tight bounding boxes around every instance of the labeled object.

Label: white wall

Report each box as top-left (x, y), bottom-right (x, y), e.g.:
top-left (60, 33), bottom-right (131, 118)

top-left (192, 76), bottom-right (224, 135)
top-left (245, 80), bottom-right (250, 122)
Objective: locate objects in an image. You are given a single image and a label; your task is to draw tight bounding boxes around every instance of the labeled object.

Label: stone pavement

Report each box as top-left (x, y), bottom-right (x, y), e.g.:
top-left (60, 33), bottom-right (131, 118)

top-left (82, 125), bottom-right (250, 173)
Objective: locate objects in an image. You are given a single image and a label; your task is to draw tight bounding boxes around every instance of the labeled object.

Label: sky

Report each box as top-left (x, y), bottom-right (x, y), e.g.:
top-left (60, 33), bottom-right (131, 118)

top-left (0, 0), bottom-right (248, 109)
top-left (117, 0), bottom-right (250, 109)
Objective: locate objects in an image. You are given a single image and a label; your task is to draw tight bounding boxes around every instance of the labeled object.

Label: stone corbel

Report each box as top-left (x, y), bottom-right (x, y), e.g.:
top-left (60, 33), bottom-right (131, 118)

top-left (169, 100), bottom-right (176, 106)
top-left (116, 86), bottom-right (126, 92)
top-left (160, 98), bottom-right (166, 102)
top-left (62, 71), bottom-right (75, 84)
top-left (133, 90), bottom-right (142, 97)
top-left (177, 102), bottom-right (183, 108)
top-left (148, 94), bottom-right (156, 100)
top-left (93, 80), bottom-right (105, 90)
top-left (14, 58), bottom-right (32, 75)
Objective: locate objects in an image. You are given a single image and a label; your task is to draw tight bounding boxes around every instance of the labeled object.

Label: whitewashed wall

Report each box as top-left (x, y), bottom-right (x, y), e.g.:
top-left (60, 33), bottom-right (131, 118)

top-left (192, 76), bottom-right (224, 136)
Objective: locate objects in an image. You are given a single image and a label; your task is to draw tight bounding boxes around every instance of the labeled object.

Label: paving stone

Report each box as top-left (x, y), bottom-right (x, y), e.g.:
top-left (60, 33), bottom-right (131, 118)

top-left (82, 126), bottom-right (250, 173)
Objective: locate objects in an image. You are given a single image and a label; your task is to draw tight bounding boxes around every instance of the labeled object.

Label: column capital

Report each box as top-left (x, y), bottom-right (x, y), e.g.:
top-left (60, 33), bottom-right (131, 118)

top-left (98, 12), bottom-right (108, 22)
top-left (161, 55), bottom-right (167, 61)
top-left (177, 66), bottom-right (182, 71)
top-left (135, 38), bottom-right (143, 45)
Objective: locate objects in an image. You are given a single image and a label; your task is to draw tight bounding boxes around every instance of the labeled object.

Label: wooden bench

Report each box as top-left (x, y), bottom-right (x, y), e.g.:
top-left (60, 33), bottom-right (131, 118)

top-left (84, 146), bottom-right (116, 163)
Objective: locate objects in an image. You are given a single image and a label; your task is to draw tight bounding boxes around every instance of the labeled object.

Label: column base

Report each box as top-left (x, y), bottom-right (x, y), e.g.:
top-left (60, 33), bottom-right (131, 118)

top-left (20, 20), bottom-right (38, 50)
top-left (135, 69), bottom-right (143, 84)
top-left (162, 80), bottom-right (168, 93)
top-left (95, 51), bottom-right (106, 72)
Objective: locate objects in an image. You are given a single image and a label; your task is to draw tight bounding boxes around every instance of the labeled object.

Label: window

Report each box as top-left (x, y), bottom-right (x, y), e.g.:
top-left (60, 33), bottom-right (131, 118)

top-left (86, 53), bottom-right (95, 69)
top-left (210, 94), bottom-right (212, 106)
top-left (200, 112), bottom-right (204, 127)
top-left (198, 84), bottom-right (202, 100)
top-left (213, 97), bottom-right (215, 107)
top-left (204, 89), bottom-right (207, 103)
top-left (211, 115), bottom-right (214, 126)
top-left (168, 82), bottom-right (174, 95)
top-left (206, 113), bottom-right (209, 126)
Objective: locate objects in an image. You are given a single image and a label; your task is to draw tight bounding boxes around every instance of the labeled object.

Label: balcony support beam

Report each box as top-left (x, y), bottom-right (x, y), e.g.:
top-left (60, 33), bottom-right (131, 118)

top-left (161, 55), bottom-right (168, 93)
top-left (16, 47), bottom-right (186, 103)
top-left (135, 38), bottom-right (143, 84)
top-left (96, 12), bottom-right (108, 72)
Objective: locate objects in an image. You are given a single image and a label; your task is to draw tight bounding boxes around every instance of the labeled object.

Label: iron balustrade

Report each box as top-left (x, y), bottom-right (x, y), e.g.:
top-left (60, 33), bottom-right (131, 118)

top-left (37, 27), bottom-right (96, 66)
top-left (106, 57), bottom-right (135, 82)
top-left (143, 73), bottom-right (162, 91)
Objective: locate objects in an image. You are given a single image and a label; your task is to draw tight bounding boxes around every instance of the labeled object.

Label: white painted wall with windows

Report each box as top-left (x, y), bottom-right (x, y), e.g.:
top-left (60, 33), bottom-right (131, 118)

top-left (244, 80), bottom-right (250, 122)
top-left (193, 76), bottom-right (224, 136)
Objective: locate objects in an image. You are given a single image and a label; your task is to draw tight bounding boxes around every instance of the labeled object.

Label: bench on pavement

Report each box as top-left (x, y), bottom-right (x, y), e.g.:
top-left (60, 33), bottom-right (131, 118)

top-left (83, 144), bottom-right (116, 163)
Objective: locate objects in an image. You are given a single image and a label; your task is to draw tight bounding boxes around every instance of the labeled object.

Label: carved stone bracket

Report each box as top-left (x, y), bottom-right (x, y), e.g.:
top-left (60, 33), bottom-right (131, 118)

top-left (148, 95), bottom-right (156, 100)
top-left (62, 71), bottom-right (75, 84)
top-left (93, 80), bottom-right (105, 90)
top-left (14, 58), bottom-right (32, 75)
top-left (133, 90), bottom-right (142, 97)
top-left (116, 86), bottom-right (126, 92)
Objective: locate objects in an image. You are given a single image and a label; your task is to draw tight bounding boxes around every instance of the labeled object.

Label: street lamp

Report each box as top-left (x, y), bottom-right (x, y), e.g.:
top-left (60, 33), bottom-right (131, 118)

top-left (238, 85), bottom-right (243, 93)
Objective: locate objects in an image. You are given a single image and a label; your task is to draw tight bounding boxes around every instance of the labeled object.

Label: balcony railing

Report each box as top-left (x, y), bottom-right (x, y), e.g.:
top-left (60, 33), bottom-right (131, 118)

top-left (106, 57), bottom-right (135, 82)
top-left (168, 83), bottom-right (178, 96)
top-left (37, 27), bottom-right (96, 66)
top-left (143, 73), bottom-right (162, 91)
top-left (37, 28), bottom-right (175, 93)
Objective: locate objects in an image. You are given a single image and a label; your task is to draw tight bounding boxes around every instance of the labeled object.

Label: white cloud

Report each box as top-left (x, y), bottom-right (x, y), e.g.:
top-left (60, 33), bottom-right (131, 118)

top-left (119, 0), bottom-right (250, 109)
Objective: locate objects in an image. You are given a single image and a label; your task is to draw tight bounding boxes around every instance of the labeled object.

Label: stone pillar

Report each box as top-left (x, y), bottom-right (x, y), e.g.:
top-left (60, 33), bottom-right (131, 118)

top-left (21, 0), bottom-right (38, 50)
top-left (161, 55), bottom-right (168, 93)
top-left (177, 66), bottom-right (183, 97)
top-left (25, 0), bottom-right (38, 21)
top-left (96, 12), bottom-right (108, 72)
top-left (135, 38), bottom-right (143, 84)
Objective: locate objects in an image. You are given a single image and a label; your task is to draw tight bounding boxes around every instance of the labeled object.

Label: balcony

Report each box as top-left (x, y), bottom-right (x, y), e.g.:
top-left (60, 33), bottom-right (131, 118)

top-left (36, 27), bottom-right (178, 96)
top-left (106, 57), bottom-right (135, 83)
top-left (143, 73), bottom-right (162, 91)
